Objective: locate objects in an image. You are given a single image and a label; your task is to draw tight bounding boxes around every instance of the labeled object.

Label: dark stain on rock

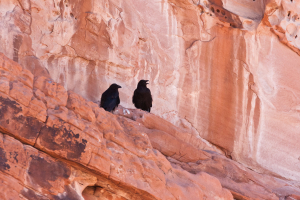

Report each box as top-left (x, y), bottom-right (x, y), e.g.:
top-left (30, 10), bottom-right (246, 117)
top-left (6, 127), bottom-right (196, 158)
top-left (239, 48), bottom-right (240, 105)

top-left (21, 187), bottom-right (49, 200)
top-left (38, 123), bottom-right (87, 160)
top-left (0, 96), bottom-right (43, 143)
top-left (28, 156), bottom-right (71, 189)
top-left (0, 147), bottom-right (11, 171)
top-left (207, 1), bottom-right (243, 29)
top-left (0, 96), bottom-right (23, 117)
top-left (9, 151), bottom-right (18, 163)
top-left (12, 115), bottom-right (44, 139)
top-left (13, 35), bottom-right (23, 63)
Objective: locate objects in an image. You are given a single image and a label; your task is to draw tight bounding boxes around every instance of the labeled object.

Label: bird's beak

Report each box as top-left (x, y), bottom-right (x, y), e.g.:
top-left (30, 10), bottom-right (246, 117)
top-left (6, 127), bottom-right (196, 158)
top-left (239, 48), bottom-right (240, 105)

top-left (118, 85), bottom-right (122, 88)
top-left (146, 80), bottom-right (149, 84)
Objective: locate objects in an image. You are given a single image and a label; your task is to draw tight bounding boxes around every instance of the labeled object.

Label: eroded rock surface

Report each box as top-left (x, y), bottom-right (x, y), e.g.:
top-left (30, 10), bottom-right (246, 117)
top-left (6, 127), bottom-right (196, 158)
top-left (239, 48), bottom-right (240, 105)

top-left (0, 0), bottom-right (300, 190)
top-left (1, 53), bottom-right (300, 199)
top-left (0, 53), bottom-right (234, 200)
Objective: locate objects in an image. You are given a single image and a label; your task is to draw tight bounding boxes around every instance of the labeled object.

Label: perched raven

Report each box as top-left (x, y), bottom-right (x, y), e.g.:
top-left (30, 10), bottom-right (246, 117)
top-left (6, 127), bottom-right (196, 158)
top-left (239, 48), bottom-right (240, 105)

top-left (100, 83), bottom-right (122, 112)
top-left (132, 80), bottom-right (152, 112)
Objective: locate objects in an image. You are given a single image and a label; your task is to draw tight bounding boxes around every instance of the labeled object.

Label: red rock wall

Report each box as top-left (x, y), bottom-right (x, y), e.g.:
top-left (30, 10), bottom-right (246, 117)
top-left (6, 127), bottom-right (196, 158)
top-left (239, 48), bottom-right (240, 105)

top-left (1, 52), bottom-right (300, 200)
top-left (0, 53), bottom-right (234, 200)
top-left (0, 0), bottom-right (300, 182)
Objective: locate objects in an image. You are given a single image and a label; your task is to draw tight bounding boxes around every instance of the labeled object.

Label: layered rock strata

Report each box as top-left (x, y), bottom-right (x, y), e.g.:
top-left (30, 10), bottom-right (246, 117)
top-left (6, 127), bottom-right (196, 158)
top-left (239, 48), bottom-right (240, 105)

top-left (0, 52), bottom-right (233, 200)
top-left (1, 53), bottom-right (300, 199)
top-left (1, 0), bottom-right (300, 182)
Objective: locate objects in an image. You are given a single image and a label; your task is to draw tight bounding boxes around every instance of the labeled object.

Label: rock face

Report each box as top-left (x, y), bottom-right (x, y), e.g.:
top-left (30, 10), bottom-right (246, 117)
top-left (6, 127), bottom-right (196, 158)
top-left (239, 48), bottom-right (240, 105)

top-left (0, 0), bottom-right (300, 191)
top-left (0, 53), bottom-right (234, 199)
top-left (1, 53), bottom-right (300, 200)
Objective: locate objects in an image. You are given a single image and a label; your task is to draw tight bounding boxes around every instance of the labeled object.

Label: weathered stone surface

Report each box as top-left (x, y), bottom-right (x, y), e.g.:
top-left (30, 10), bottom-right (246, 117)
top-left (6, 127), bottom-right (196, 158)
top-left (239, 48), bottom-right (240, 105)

top-left (67, 91), bottom-right (96, 122)
top-left (1, 0), bottom-right (300, 198)
top-left (82, 186), bottom-right (129, 200)
top-left (0, 93), bottom-right (43, 145)
top-left (35, 115), bottom-right (93, 165)
top-left (168, 152), bottom-right (300, 200)
top-left (115, 107), bottom-right (300, 200)
top-left (0, 53), bottom-right (236, 200)
top-left (115, 112), bottom-right (212, 163)
top-left (33, 76), bottom-right (68, 108)
top-left (27, 97), bottom-right (47, 122)
top-left (266, 0), bottom-right (300, 54)
top-left (9, 80), bottom-right (33, 106)
top-left (114, 106), bottom-right (225, 155)
top-left (1, 0), bottom-right (299, 182)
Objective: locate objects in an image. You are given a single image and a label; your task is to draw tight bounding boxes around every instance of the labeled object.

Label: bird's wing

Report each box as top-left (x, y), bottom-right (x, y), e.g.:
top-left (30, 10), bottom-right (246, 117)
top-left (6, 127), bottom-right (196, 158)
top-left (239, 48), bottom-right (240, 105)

top-left (132, 89), bottom-right (142, 108)
top-left (100, 90), bottom-right (108, 108)
top-left (132, 89), bottom-right (138, 104)
top-left (100, 90), bottom-right (119, 111)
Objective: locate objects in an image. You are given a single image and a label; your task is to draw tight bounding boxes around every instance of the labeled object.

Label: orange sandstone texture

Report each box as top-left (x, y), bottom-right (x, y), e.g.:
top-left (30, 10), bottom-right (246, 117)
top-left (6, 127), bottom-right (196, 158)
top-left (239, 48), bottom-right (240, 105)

top-left (0, 53), bottom-right (234, 199)
top-left (1, 53), bottom-right (300, 199)
top-left (1, 0), bottom-right (300, 193)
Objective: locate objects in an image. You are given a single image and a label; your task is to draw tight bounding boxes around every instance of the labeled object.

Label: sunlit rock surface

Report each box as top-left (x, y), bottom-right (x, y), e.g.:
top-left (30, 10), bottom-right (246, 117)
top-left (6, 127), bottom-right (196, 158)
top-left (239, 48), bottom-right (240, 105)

top-left (0, 53), bottom-right (234, 200)
top-left (1, 53), bottom-right (300, 200)
top-left (0, 0), bottom-right (300, 188)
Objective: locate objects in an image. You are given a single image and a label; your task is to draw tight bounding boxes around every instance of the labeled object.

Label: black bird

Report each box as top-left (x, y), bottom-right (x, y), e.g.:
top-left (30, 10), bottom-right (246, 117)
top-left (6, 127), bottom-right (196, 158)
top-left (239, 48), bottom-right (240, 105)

top-left (132, 80), bottom-right (152, 112)
top-left (100, 83), bottom-right (122, 112)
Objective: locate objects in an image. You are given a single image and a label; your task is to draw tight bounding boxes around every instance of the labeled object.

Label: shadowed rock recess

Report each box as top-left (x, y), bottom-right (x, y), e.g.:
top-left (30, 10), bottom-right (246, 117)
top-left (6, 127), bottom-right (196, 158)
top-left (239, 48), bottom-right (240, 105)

top-left (0, 53), bottom-right (300, 199)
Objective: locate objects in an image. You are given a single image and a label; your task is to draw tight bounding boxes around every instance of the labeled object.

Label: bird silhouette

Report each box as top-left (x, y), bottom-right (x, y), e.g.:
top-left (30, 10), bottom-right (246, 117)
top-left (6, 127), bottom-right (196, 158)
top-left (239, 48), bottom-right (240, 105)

top-left (132, 80), bottom-right (152, 112)
top-left (100, 83), bottom-right (122, 112)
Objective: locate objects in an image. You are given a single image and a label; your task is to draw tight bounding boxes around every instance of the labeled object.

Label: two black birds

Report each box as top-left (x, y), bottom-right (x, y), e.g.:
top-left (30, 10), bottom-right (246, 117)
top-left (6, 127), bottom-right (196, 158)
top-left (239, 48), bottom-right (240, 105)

top-left (100, 80), bottom-right (152, 112)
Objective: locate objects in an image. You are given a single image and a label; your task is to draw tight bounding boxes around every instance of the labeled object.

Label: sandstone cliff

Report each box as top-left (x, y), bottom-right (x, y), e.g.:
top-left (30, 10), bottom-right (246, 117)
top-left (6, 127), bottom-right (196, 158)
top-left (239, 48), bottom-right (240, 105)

top-left (0, 53), bottom-right (300, 199)
top-left (1, 0), bottom-right (300, 182)
top-left (1, 0), bottom-right (300, 199)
